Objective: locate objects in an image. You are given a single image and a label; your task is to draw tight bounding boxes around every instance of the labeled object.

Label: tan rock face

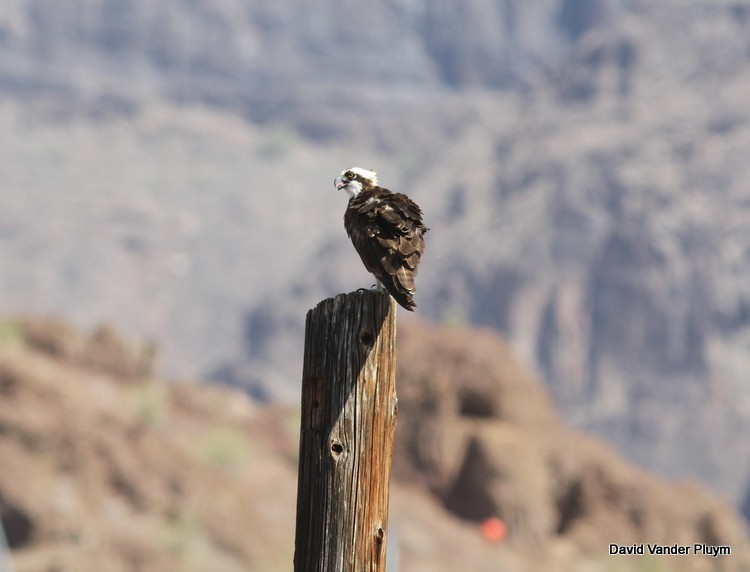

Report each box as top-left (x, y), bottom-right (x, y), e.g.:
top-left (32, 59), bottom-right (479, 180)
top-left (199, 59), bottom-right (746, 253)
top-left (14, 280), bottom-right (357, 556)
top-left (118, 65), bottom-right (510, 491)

top-left (394, 319), bottom-right (750, 569)
top-left (2, 316), bottom-right (749, 572)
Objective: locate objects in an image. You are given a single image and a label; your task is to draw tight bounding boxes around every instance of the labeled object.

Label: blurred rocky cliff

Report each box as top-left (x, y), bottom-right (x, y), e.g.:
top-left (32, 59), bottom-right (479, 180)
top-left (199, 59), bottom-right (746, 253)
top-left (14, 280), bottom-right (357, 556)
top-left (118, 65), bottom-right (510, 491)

top-left (0, 0), bottom-right (624, 102)
top-left (1, 317), bottom-right (748, 571)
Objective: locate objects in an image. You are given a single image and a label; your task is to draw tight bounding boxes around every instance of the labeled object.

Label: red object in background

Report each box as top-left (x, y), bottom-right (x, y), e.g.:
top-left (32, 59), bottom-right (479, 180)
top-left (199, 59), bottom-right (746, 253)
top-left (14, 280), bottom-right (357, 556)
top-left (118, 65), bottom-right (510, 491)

top-left (481, 517), bottom-right (507, 543)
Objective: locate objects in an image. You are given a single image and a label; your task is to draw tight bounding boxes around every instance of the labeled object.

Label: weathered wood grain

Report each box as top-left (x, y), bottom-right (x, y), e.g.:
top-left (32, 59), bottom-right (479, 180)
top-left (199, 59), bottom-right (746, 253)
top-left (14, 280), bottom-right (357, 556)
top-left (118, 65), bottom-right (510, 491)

top-left (294, 290), bottom-right (398, 572)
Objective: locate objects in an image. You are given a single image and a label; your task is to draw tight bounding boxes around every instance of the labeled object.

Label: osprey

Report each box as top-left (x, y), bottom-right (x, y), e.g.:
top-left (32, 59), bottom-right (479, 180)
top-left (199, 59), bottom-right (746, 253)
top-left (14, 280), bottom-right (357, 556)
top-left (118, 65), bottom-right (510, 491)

top-left (334, 167), bottom-right (428, 311)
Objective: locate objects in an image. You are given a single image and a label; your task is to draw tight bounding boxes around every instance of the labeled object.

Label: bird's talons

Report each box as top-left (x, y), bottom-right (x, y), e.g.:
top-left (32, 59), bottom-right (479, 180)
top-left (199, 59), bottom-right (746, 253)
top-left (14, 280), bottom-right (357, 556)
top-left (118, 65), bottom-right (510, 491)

top-left (356, 283), bottom-right (386, 293)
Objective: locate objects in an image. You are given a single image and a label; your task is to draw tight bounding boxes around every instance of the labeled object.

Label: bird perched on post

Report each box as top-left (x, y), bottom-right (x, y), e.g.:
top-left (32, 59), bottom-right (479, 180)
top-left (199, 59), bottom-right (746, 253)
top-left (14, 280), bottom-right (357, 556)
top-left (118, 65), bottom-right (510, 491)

top-left (334, 167), bottom-right (428, 311)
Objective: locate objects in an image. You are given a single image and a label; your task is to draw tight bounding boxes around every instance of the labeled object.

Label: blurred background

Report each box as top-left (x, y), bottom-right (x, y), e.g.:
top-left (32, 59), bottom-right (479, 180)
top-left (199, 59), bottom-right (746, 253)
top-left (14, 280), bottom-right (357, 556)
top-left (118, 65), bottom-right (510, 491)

top-left (2, 0), bottom-right (750, 570)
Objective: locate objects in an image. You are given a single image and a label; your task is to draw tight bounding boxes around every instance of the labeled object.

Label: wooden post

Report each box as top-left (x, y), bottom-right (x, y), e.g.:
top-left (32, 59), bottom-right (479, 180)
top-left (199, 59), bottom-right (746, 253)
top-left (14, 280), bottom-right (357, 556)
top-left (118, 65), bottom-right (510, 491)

top-left (294, 290), bottom-right (398, 572)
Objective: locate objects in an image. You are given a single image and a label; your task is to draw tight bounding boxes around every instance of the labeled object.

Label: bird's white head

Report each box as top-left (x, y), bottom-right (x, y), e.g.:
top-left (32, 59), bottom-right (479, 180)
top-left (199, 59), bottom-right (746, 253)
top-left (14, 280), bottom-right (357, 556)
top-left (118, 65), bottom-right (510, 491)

top-left (334, 167), bottom-right (378, 199)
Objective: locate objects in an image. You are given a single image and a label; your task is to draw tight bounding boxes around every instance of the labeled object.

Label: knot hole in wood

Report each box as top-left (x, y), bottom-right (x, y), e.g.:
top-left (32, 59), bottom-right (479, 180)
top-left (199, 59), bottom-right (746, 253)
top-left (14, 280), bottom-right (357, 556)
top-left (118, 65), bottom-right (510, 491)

top-left (359, 329), bottom-right (374, 347)
top-left (330, 439), bottom-right (345, 460)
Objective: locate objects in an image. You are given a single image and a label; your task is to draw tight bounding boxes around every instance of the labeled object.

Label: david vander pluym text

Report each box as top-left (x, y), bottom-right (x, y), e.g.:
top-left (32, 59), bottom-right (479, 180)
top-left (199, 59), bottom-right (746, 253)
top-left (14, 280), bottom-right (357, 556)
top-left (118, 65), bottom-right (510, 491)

top-left (610, 543), bottom-right (731, 558)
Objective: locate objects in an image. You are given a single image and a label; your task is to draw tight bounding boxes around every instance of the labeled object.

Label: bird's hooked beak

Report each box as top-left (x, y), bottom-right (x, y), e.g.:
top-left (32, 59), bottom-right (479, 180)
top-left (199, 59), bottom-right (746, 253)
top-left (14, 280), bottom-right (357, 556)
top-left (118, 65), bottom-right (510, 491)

top-left (334, 175), bottom-right (348, 191)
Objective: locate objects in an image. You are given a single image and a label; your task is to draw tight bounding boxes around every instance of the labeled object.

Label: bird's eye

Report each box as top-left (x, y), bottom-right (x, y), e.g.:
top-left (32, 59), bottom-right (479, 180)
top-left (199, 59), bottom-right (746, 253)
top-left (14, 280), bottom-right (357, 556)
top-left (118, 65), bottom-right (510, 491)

top-left (346, 172), bottom-right (355, 180)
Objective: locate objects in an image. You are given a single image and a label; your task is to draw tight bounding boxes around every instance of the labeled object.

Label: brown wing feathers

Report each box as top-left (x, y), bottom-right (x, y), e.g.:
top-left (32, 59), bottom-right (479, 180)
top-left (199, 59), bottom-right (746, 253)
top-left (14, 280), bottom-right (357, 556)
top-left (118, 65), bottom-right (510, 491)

top-left (344, 187), bottom-right (427, 310)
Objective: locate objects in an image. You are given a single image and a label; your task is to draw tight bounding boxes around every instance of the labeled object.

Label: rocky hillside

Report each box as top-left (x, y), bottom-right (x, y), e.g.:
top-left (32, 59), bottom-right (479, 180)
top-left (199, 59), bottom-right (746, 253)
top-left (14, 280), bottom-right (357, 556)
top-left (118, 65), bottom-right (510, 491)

top-left (2, 0), bottom-right (750, 516)
top-left (0, 0), bottom-right (624, 101)
top-left (0, 318), bottom-right (297, 572)
top-left (1, 317), bottom-right (749, 572)
top-left (395, 320), bottom-right (750, 567)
